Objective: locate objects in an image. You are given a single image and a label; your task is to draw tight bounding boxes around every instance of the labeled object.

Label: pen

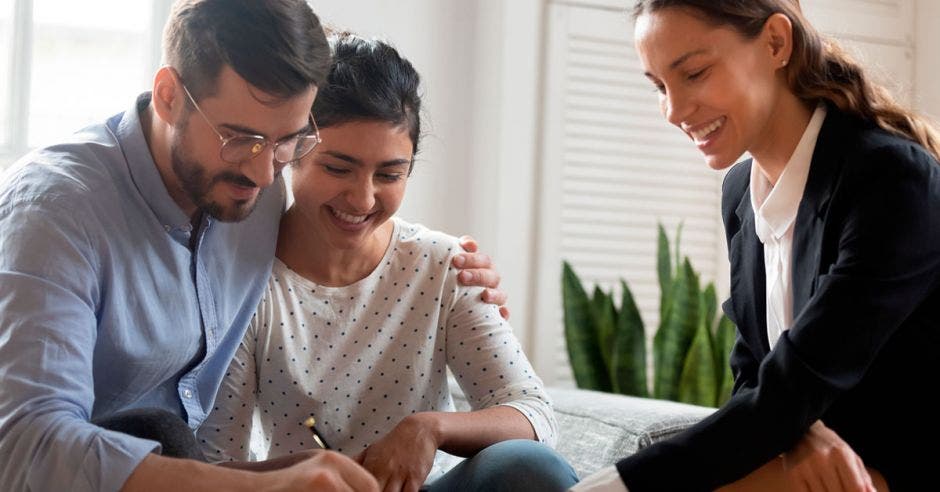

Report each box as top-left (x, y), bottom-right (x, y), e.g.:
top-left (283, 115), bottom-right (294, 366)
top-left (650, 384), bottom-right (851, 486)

top-left (303, 415), bottom-right (331, 449)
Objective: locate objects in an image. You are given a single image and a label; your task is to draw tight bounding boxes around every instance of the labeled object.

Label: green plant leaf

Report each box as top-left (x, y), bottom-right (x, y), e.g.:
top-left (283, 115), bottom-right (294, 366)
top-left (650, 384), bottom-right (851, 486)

top-left (677, 304), bottom-right (719, 407)
top-left (656, 224), bottom-right (673, 324)
top-left (714, 315), bottom-right (737, 406)
top-left (611, 280), bottom-right (647, 397)
top-left (703, 282), bottom-right (717, 333)
top-left (653, 258), bottom-right (700, 401)
top-left (562, 261), bottom-right (612, 391)
top-left (674, 222), bottom-right (684, 279)
top-left (592, 286), bottom-right (617, 373)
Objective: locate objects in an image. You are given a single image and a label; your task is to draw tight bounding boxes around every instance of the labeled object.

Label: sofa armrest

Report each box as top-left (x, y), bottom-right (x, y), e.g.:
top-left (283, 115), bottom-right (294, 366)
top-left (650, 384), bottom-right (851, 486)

top-left (549, 387), bottom-right (714, 477)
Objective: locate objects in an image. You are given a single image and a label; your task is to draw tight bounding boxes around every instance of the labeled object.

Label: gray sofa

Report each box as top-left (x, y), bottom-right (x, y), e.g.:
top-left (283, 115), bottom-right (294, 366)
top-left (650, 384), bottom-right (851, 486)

top-left (454, 386), bottom-right (715, 478)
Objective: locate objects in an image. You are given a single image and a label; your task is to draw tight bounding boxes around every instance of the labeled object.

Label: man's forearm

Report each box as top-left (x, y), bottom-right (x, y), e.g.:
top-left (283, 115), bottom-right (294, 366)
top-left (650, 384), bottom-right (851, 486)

top-left (122, 454), bottom-right (261, 492)
top-left (123, 449), bottom-right (380, 492)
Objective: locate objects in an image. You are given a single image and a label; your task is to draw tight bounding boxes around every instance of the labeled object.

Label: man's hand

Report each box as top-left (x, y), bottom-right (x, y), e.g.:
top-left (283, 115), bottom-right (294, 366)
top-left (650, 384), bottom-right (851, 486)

top-left (124, 451), bottom-right (378, 492)
top-left (782, 420), bottom-right (875, 492)
top-left (354, 414), bottom-right (439, 492)
top-left (268, 450), bottom-right (379, 492)
top-left (453, 235), bottom-right (510, 319)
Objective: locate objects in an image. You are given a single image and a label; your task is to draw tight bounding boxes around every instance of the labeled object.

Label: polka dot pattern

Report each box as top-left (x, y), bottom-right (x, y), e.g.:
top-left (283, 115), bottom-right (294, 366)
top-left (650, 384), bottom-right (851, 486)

top-left (198, 218), bottom-right (556, 482)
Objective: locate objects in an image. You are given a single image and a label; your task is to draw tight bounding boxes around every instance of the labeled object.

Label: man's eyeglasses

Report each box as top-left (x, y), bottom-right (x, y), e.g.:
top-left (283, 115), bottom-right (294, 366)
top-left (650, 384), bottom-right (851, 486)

top-left (178, 80), bottom-right (321, 165)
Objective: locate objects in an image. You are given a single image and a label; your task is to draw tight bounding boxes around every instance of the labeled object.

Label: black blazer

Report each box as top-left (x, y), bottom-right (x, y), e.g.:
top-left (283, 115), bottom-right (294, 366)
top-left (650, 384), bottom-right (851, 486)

top-left (615, 107), bottom-right (940, 491)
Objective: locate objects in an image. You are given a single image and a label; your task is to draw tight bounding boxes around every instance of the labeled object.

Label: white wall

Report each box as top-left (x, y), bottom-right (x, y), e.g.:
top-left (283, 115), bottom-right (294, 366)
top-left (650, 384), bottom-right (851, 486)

top-left (464, 0), bottom-right (544, 350)
top-left (915, 0), bottom-right (940, 120)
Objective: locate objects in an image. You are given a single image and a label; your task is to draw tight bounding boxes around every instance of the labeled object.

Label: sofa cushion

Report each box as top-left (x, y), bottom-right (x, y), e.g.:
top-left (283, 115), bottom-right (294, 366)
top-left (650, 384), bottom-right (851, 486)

top-left (451, 384), bottom-right (714, 478)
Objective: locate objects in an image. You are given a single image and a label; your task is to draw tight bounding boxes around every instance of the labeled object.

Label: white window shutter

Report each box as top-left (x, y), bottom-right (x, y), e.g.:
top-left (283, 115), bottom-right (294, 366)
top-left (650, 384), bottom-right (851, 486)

top-left (532, 2), bottom-right (724, 387)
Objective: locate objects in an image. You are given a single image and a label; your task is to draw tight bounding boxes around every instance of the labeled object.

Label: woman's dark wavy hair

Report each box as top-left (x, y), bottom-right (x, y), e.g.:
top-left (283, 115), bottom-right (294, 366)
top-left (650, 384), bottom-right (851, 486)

top-left (633, 0), bottom-right (940, 161)
top-left (312, 32), bottom-right (422, 166)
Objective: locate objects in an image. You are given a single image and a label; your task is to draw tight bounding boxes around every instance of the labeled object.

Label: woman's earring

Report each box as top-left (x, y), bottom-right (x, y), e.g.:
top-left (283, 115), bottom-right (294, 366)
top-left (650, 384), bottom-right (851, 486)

top-left (782, 59), bottom-right (789, 67)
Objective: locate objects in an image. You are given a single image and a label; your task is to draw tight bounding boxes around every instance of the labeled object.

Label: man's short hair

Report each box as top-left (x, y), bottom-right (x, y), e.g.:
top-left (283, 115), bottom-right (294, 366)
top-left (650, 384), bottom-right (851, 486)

top-left (163, 0), bottom-right (331, 101)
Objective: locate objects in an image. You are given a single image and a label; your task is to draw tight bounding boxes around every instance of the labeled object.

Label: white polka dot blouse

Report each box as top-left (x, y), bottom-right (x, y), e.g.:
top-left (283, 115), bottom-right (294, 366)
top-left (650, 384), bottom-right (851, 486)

top-left (197, 218), bottom-right (556, 482)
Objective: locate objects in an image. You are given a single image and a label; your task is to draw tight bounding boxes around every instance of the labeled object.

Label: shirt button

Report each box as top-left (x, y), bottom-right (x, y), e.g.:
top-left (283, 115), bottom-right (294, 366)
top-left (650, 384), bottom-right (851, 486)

top-left (183, 389), bottom-right (193, 399)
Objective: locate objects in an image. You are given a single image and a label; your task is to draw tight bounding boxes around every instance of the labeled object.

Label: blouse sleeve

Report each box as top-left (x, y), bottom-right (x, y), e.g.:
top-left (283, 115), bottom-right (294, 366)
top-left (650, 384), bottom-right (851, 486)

top-left (443, 279), bottom-right (558, 448)
top-left (197, 312), bottom-right (261, 463)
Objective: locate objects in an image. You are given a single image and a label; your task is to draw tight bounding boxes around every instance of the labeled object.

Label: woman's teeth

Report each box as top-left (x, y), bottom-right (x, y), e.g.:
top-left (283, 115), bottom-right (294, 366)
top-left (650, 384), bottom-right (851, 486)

top-left (331, 207), bottom-right (369, 224)
top-left (690, 118), bottom-right (724, 141)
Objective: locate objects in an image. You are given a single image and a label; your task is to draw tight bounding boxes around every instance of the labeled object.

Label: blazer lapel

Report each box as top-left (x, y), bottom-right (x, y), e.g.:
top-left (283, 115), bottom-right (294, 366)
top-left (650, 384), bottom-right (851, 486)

top-left (729, 172), bottom-right (770, 354)
top-left (791, 109), bottom-right (846, 316)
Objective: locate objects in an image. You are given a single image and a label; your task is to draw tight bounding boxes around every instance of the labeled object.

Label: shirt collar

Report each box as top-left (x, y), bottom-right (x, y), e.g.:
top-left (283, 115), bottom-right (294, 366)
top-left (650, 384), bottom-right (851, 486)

top-left (114, 92), bottom-right (193, 232)
top-left (750, 104), bottom-right (827, 242)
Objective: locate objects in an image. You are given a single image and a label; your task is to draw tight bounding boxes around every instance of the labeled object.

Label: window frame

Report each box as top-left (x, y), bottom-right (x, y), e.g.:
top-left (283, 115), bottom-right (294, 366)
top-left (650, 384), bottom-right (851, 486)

top-left (0, 0), bottom-right (172, 167)
top-left (1, 0), bottom-right (33, 165)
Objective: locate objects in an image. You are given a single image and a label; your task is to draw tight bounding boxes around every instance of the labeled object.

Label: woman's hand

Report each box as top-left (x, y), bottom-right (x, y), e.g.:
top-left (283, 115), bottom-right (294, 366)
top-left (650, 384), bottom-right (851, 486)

top-left (783, 420), bottom-right (876, 492)
top-left (354, 414), bottom-right (441, 492)
top-left (453, 235), bottom-right (510, 319)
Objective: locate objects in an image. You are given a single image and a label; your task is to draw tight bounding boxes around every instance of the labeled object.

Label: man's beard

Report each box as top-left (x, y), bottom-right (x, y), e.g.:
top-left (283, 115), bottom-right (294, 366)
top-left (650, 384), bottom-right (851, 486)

top-left (170, 142), bottom-right (263, 223)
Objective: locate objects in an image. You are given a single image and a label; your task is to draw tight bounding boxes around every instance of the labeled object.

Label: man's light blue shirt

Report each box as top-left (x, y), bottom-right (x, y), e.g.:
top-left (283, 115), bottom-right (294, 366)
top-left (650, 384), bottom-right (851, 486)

top-left (0, 94), bottom-right (285, 491)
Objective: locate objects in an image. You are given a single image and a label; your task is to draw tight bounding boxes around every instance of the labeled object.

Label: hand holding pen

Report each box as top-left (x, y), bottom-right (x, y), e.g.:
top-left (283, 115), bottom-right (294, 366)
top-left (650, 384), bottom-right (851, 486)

top-left (303, 415), bottom-right (331, 450)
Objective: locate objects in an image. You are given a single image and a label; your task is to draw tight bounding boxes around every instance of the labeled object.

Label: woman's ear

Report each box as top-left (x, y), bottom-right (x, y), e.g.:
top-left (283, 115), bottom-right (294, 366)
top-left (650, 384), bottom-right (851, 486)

top-left (151, 66), bottom-right (184, 125)
top-left (763, 12), bottom-right (795, 69)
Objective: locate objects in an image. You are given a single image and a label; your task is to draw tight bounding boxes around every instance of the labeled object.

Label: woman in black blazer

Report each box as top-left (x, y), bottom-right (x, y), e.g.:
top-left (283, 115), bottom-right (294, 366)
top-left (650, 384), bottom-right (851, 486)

top-left (573, 1), bottom-right (940, 491)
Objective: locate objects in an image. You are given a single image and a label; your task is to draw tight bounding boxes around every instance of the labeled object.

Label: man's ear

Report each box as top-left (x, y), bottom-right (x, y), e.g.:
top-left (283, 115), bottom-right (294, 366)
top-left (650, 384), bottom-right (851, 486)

top-left (763, 12), bottom-right (794, 69)
top-left (151, 66), bottom-right (184, 125)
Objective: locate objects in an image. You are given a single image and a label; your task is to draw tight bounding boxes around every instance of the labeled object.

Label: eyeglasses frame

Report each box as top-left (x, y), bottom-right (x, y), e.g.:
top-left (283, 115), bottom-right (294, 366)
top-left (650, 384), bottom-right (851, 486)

top-left (176, 76), bottom-right (321, 165)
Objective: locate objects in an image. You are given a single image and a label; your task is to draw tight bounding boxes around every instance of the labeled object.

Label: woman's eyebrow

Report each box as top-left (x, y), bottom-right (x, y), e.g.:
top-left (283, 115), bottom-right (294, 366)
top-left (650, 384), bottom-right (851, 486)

top-left (321, 151), bottom-right (411, 168)
top-left (644, 49), bottom-right (709, 78)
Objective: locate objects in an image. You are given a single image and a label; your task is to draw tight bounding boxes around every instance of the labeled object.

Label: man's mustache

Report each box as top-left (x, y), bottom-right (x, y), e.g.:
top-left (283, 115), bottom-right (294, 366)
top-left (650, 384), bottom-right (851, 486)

top-left (213, 172), bottom-right (258, 188)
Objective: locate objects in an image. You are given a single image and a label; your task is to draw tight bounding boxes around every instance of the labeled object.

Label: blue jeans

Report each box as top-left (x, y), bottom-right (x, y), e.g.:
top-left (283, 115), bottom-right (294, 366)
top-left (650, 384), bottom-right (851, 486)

top-left (424, 440), bottom-right (579, 492)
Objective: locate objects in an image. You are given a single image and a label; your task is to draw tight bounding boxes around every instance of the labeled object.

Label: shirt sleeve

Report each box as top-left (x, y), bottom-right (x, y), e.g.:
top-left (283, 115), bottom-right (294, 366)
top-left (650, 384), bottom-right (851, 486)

top-left (0, 200), bottom-right (159, 492)
top-left (443, 277), bottom-right (558, 448)
top-left (197, 306), bottom-right (261, 463)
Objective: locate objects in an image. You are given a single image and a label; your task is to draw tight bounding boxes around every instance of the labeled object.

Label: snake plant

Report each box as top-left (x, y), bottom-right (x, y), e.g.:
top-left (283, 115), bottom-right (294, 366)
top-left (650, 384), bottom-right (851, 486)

top-left (562, 224), bottom-right (736, 407)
